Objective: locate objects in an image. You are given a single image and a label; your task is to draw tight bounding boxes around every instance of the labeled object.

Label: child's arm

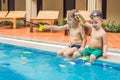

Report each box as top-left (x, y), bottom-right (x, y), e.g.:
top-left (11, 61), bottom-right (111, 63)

top-left (45, 24), bottom-right (69, 31)
top-left (102, 33), bottom-right (108, 58)
top-left (85, 22), bottom-right (92, 28)
top-left (79, 27), bottom-right (87, 51)
top-left (78, 14), bottom-right (92, 28)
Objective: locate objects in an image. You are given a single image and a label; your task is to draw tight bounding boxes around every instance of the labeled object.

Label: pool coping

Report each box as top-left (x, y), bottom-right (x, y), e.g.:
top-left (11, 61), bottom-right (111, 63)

top-left (0, 34), bottom-right (120, 64)
top-left (0, 34), bottom-right (120, 53)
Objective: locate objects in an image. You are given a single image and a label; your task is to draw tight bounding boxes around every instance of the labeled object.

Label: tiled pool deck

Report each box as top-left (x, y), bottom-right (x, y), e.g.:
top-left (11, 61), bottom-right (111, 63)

top-left (0, 26), bottom-right (120, 53)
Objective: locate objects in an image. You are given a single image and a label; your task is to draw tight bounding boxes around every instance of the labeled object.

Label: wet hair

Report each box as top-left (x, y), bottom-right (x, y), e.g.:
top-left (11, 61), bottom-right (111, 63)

top-left (67, 9), bottom-right (79, 18)
top-left (90, 10), bottom-right (103, 19)
top-left (67, 9), bottom-right (82, 22)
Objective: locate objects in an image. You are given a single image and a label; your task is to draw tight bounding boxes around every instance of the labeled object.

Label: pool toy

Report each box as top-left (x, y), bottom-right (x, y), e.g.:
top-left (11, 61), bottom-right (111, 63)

top-left (21, 51), bottom-right (32, 59)
top-left (74, 60), bottom-right (85, 65)
top-left (78, 16), bottom-right (85, 26)
top-left (79, 56), bottom-right (89, 60)
top-left (72, 56), bottom-right (89, 65)
top-left (84, 62), bottom-right (91, 66)
top-left (74, 13), bottom-right (84, 25)
top-left (23, 19), bottom-right (48, 32)
top-left (23, 51), bottom-right (32, 54)
top-left (59, 64), bottom-right (66, 68)
top-left (20, 61), bottom-right (27, 64)
top-left (69, 62), bottom-right (76, 65)
top-left (21, 55), bottom-right (27, 59)
top-left (63, 18), bottom-right (67, 24)
top-left (38, 24), bottom-right (46, 32)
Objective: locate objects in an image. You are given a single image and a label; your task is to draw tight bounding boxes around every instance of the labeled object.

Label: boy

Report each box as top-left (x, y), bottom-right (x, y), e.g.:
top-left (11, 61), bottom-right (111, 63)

top-left (72, 10), bottom-right (108, 62)
top-left (46, 9), bottom-right (87, 59)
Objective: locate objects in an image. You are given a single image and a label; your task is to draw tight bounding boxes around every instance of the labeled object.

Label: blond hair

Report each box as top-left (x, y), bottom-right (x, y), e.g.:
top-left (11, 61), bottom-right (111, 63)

top-left (67, 9), bottom-right (79, 18)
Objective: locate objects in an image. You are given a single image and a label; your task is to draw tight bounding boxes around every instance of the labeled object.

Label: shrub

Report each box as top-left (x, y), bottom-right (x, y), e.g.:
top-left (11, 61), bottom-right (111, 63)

top-left (0, 21), bottom-right (11, 25)
top-left (102, 21), bottom-right (120, 33)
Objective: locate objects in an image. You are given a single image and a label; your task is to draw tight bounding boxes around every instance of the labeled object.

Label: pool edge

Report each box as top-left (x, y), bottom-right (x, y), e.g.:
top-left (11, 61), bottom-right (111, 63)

top-left (0, 35), bottom-right (120, 64)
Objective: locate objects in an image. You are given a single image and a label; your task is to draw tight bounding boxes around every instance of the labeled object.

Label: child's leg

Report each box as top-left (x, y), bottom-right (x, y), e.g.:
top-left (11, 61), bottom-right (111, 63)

top-left (72, 47), bottom-right (91, 59)
top-left (89, 49), bottom-right (103, 62)
top-left (89, 54), bottom-right (96, 62)
top-left (57, 47), bottom-right (70, 57)
top-left (72, 50), bottom-right (82, 59)
top-left (63, 47), bottom-right (78, 59)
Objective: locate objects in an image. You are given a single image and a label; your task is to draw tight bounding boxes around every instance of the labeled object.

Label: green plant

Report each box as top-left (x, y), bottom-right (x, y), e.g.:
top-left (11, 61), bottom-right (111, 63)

top-left (0, 21), bottom-right (6, 25)
top-left (102, 21), bottom-right (120, 33)
top-left (0, 21), bottom-right (10, 25)
top-left (16, 20), bottom-right (25, 26)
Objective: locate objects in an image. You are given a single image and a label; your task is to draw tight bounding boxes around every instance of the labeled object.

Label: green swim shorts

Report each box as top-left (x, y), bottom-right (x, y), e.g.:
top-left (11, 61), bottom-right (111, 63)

top-left (78, 47), bottom-right (103, 58)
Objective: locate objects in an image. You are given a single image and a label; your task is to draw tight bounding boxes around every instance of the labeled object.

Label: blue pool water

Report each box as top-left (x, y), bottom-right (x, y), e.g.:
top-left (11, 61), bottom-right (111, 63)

top-left (0, 43), bottom-right (120, 80)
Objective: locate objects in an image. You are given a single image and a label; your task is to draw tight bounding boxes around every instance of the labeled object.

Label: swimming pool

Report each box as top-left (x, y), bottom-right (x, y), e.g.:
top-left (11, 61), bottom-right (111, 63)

top-left (0, 42), bottom-right (120, 80)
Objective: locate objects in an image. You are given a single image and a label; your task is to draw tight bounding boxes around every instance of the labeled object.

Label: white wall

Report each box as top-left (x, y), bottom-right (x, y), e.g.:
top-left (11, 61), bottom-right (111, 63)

top-left (15, 0), bottom-right (26, 10)
top-left (1, 0), bottom-right (26, 11)
top-left (2, 0), bottom-right (120, 24)
top-left (76, 0), bottom-right (87, 10)
top-left (42, 0), bottom-right (63, 25)
top-left (107, 0), bottom-right (120, 24)
top-left (1, 0), bottom-right (8, 11)
top-left (96, 0), bottom-right (102, 11)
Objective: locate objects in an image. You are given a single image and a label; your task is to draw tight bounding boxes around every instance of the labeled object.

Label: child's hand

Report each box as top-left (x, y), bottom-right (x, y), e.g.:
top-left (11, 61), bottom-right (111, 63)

top-left (69, 41), bottom-right (72, 47)
top-left (103, 53), bottom-right (107, 59)
top-left (44, 25), bottom-right (49, 27)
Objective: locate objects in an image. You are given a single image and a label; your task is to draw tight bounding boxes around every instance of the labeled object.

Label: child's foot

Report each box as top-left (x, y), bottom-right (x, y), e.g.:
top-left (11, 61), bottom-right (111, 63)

top-left (64, 58), bottom-right (71, 61)
top-left (56, 55), bottom-right (65, 58)
top-left (69, 61), bottom-right (76, 65)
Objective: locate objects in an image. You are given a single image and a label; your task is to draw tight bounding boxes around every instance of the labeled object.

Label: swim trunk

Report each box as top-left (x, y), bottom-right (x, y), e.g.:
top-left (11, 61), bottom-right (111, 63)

top-left (78, 47), bottom-right (103, 58)
top-left (69, 44), bottom-right (81, 49)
